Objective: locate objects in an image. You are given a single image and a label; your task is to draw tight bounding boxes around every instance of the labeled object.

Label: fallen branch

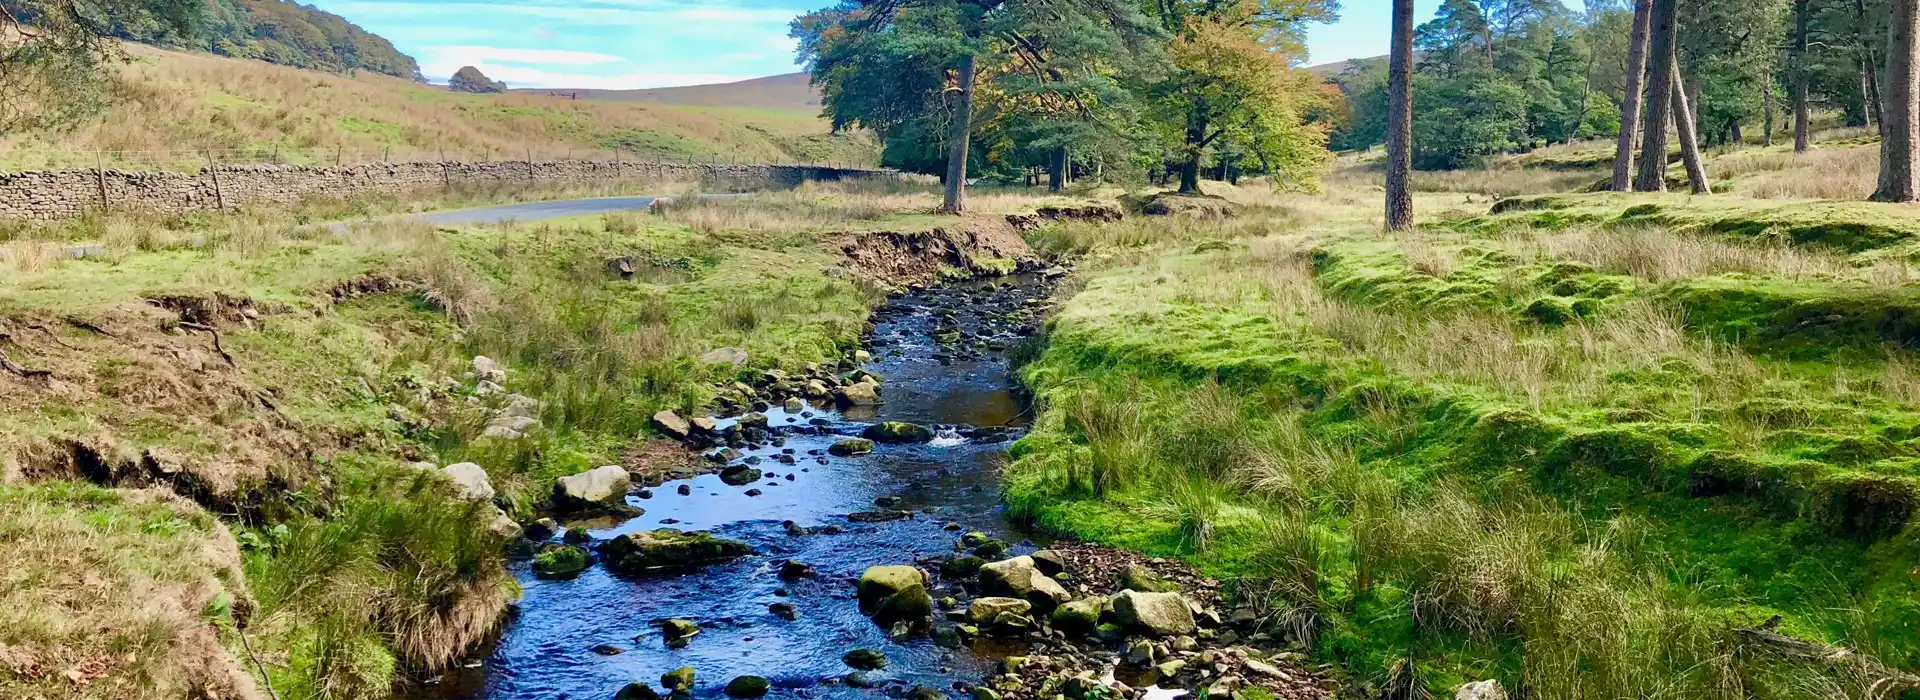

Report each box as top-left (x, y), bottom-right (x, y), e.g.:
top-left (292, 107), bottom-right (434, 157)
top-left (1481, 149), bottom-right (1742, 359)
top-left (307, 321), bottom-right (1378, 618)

top-left (1733, 623), bottom-right (1920, 698)
top-left (0, 348), bottom-right (51, 380)
top-left (177, 321), bottom-right (236, 368)
top-left (62, 316), bottom-right (116, 338)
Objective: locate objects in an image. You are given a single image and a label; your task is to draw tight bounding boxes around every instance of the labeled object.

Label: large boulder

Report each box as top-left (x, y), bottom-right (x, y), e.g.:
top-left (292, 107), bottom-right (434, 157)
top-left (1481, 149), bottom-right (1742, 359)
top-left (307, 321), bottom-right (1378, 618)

top-left (652, 410), bottom-right (693, 440)
top-left (862, 422), bottom-right (935, 444)
top-left (598, 530), bottom-right (753, 574)
top-left (874, 583), bottom-right (934, 625)
top-left (720, 466), bottom-right (763, 486)
top-left (1111, 590), bottom-right (1196, 637)
top-left (836, 382), bottom-right (881, 407)
top-left (1050, 596), bottom-right (1106, 634)
top-left (857, 565), bottom-right (927, 606)
top-left (978, 556), bottom-right (1071, 614)
top-left (553, 466), bottom-right (631, 511)
top-left (440, 462), bottom-right (495, 502)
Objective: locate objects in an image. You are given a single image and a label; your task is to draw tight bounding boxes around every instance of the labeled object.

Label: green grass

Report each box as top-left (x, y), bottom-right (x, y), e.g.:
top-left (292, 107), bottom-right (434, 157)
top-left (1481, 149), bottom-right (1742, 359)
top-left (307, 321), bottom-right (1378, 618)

top-left (0, 179), bottom-right (961, 699)
top-left (1007, 202), bottom-right (1920, 698)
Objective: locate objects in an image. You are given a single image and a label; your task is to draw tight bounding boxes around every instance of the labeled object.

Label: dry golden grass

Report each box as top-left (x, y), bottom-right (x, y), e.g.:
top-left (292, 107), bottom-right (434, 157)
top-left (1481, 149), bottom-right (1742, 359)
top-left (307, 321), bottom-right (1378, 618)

top-left (1492, 222), bottom-right (1918, 287)
top-left (0, 44), bottom-right (876, 171)
top-left (1710, 144), bottom-right (1880, 200)
top-left (0, 483), bottom-right (263, 700)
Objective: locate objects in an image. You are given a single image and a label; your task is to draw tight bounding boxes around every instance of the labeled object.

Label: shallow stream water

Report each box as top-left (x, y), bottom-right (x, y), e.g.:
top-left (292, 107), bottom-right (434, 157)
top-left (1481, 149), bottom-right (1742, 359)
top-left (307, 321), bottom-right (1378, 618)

top-left (425, 274), bottom-right (1055, 700)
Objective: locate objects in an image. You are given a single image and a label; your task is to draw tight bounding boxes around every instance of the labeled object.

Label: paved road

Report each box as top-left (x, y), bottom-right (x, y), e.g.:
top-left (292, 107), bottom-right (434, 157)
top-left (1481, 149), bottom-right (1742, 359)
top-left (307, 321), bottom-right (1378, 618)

top-left (330, 193), bottom-right (745, 229)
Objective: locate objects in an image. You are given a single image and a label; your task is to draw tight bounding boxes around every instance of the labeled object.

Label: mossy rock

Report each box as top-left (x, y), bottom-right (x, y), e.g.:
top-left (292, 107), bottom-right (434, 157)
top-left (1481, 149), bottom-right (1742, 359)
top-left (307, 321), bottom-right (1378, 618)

top-left (1543, 427), bottom-right (1680, 486)
top-left (532, 543), bottom-right (591, 579)
top-left (1466, 408), bottom-right (1563, 468)
top-left (725, 676), bottom-right (770, 698)
top-left (1811, 473), bottom-right (1920, 541)
top-left (829, 439), bottom-right (875, 456)
top-left (1523, 296), bottom-right (1579, 325)
top-left (661, 666), bottom-right (696, 693)
top-left (861, 422), bottom-right (935, 444)
top-left (597, 530), bottom-right (753, 574)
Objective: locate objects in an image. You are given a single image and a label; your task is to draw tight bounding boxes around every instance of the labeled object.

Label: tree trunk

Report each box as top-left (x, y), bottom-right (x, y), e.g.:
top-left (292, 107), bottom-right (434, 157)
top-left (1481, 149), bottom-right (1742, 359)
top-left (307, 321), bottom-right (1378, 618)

top-left (1671, 60), bottom-right (1712, 194)
top-left (1764, 79), bottom-right (1776, 146)
top-left (1873, 0), bottom-right (1918, 202)
top-left (1178, 111), bottom-right (1207, 195)
top-left (1048, 146), bottom-right (1067, 192)
top-left (1795, 0), bottom-right (1813, 152)
top-left (941, 53), bottom-right (977, 215)
top-left (1613, 0), bottom-right (1652, 190)
top-left (1635, 0), bottom-right (1679, 191)
top-left (1385, 0), bottom-right (1416, 231)
top-left (1731, 119), bottom-right (1744, 145)
top-left (1861, 0), bottom-right (1887, 131)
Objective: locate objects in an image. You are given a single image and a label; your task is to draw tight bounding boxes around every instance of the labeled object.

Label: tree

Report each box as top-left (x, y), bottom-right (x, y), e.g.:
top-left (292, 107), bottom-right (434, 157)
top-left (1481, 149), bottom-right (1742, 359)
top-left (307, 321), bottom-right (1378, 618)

top-left (1387, 0), bottom-right (1415, 231)
top-left (1669, 59), bottom-right (1712, 193)
top-left (448, 65), bottom-right (505, 93)
top-left (1141, 0), bottom-right (1337, 196)
top-left (1612, 0), bottom-right (1651, 190)
top-left (1634, 0), bottom-right (1678, 191)
top-left (1794, 0), bottom-right (1812, 151)
top-left (797, 0), bottom-right (1156, 212)
top-left (1874, 0), bottom-right (1917, 202)
top-left (1, 0), bottom-right (200, 132)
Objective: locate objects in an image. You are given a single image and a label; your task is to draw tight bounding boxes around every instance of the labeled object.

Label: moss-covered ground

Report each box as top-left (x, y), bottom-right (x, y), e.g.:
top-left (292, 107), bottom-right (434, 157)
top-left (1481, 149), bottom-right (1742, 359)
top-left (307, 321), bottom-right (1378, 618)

top-left (1007, 176), bottom-right (1920, 698)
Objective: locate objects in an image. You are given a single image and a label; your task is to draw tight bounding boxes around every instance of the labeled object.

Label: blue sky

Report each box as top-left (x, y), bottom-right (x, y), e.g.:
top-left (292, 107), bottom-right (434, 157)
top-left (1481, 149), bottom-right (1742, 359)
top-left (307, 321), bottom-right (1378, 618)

top-left (307, 0), bottom-right (1579, 90)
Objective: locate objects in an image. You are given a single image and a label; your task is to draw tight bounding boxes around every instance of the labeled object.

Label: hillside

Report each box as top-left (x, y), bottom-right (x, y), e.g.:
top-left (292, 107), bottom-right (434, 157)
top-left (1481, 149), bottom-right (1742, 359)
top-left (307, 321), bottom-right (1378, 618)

top-left (125, 0), bottom-right (421, 80)
top-left (0, 47), bottom-right (874, 172)
top-left (516, 73), bottom-right (821, 110)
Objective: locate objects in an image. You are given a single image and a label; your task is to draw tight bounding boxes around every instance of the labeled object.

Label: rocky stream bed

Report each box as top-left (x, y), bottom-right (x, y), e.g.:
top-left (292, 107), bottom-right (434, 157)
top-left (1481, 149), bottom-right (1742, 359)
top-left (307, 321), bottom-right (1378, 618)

top-left (415, 272), bottom-right (1338, 700)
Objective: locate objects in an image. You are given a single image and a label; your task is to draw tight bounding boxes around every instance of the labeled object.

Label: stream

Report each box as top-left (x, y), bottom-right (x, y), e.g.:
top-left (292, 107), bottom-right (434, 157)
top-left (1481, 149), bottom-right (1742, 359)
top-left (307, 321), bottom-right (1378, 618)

top-left (426, 272), bottom-right (1057, 700)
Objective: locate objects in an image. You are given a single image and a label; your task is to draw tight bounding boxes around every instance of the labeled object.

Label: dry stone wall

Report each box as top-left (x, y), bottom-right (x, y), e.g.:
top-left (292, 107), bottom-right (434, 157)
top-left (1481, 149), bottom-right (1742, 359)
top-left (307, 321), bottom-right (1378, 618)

top-left (0, 160), bottom-right (882, 221)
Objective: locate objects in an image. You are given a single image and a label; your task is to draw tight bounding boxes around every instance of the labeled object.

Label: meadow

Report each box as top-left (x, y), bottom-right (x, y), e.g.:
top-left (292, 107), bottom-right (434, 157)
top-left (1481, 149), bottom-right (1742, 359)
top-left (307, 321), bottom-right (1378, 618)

top-left (1005, 142), bottom-right (1920, 698)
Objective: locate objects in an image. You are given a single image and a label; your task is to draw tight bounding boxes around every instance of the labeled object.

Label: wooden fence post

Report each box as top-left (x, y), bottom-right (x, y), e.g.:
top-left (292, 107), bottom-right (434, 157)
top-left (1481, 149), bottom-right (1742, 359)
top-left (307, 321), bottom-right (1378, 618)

top-left (206, 151), bottom-right (225, 211)
top-left (95, 152), bottom-right (109, 210)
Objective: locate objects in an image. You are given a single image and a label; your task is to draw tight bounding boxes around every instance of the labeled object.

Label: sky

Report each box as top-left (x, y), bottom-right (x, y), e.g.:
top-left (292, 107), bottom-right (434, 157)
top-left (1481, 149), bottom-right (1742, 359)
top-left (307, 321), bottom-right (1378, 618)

top-left (305, 0), bottom-right (1580, 91)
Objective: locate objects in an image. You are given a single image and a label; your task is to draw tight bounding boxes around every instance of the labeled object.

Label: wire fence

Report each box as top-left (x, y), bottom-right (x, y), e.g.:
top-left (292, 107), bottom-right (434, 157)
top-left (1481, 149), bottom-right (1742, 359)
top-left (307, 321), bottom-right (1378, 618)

top-left (0, 145), bottom-right (876, 174)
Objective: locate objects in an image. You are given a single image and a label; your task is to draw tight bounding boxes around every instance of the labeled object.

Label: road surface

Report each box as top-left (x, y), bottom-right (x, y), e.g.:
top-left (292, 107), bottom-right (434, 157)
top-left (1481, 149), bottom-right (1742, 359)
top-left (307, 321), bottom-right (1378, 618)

top-left (330, 193), bottom-right (744, 230)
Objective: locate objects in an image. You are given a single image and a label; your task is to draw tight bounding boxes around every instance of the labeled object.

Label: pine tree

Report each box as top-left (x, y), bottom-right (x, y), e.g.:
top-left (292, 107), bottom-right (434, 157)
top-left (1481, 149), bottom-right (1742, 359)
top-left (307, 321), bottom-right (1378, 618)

top-left (1874, 0), bottom-right (1918, 202)
top-left (1794, 0), bottom-right (1813, 151)
top-left (1634, 0), bottom-right (1678, 191)
top-left (1387, 0), bottom-right (1416, 231)
top-left (1612, 0), bottom-right (1651, 190)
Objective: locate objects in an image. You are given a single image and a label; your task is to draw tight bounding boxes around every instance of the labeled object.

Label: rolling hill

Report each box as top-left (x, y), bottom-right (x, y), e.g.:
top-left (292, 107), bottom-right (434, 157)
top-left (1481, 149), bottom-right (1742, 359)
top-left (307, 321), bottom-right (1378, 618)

top-left (514, 73), bottom-right (821, 111)
top-left (0, 47), bottom-right (874, 172)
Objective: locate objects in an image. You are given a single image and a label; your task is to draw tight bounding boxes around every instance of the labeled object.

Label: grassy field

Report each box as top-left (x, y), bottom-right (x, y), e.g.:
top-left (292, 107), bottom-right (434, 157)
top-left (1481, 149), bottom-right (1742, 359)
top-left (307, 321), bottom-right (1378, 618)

top-left (0, 177), bottom-right (1088, 700)
top-left (0, 44), bottom-right (876, 172)
top-left (1006, 150), bottom-right (1920, 698)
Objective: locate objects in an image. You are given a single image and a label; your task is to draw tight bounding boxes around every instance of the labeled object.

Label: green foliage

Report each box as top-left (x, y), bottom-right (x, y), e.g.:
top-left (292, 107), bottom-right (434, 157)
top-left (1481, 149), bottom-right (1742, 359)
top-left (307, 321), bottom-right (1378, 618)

top-left (1411, 75), bottom-right (1530, 170)
top-left (448, 65), bottom-right (506, 93)
top-left (174, 0), bottom-right (420, 80)
top-left (0, 0), bottom-right (201, 130)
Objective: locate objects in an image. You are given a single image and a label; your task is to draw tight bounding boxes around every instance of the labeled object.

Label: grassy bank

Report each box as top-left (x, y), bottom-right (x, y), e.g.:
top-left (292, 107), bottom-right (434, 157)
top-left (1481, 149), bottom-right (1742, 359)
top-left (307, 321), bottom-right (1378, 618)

top-left (1006, 173), bottom-right (1920, 697)
top-left (0, 178), bottom-right (1077, 699)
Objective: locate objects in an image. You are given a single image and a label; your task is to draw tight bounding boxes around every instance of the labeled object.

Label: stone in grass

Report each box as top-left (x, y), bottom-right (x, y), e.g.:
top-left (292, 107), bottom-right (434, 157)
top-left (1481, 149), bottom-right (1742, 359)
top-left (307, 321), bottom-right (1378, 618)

top-left (843, 648), bottom-right (888, 671)
top-left (829, 438), bottom-right (874, 456)
top-left (861, 421), bottom-right (935, 444)
top-left (661, 666), bottom-right (696, 693)
top-left (597, 530), bottom-right (753, 574)
top-left (531, 544), bottom-right (590, 579)
top-left (725, 676), bottom-right (771, 698)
